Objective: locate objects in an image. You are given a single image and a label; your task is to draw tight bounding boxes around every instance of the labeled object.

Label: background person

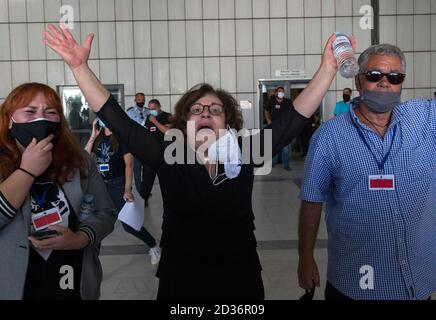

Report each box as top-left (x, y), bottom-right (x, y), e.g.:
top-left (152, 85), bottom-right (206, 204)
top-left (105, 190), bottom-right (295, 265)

top-left (333, 87), bottom-right (352, 116)
top-left (139, 99), bottom-right (171, 207)
top-left (127, 93), bottom-right (152, 204)
top-left (85, 118), bottom-right (161, 265)
top-left (265, 86), bottom-right (294, 170)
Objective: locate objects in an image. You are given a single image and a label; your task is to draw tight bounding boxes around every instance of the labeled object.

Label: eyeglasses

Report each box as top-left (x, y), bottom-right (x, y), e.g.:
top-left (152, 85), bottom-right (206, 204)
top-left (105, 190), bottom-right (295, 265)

top-left (361, 70), bottom-right (406, 85)
top-left (189, 103), bottom-right (224, 116)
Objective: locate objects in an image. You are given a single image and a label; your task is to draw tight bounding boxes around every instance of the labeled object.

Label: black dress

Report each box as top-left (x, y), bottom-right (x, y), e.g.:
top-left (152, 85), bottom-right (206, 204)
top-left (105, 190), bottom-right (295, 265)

top-left (98, 95), bottom-right (309, 300)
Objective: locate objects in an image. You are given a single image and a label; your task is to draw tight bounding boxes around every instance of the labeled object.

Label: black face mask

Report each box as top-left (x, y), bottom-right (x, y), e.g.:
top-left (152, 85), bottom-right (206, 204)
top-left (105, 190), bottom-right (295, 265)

top-left (136, 102), bottom-right (145, 108)
top-left (9, 119), bottom-right (61, 148)
top-left (343, 94), bottom-right (351, 102)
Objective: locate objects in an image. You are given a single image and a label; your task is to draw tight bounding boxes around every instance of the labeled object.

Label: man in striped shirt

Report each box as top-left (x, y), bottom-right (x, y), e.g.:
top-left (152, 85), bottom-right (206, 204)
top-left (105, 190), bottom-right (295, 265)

top-left (298, 43), bottom-right (436, 300)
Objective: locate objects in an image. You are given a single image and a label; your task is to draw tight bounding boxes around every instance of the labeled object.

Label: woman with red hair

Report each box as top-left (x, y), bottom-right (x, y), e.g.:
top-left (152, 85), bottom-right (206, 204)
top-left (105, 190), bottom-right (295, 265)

top-left (0, 82), bottom-right (117, 300)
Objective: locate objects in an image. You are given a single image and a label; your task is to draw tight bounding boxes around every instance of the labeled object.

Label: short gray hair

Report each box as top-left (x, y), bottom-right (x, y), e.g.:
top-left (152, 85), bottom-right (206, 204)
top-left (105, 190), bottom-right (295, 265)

top-left (358, 44), bottom-right (406, 73)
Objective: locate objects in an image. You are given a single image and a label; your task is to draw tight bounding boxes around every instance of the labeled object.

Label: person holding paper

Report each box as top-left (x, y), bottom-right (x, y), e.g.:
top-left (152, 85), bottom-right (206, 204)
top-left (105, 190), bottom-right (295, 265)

top-left (85, 118), bottom-right (161, 265)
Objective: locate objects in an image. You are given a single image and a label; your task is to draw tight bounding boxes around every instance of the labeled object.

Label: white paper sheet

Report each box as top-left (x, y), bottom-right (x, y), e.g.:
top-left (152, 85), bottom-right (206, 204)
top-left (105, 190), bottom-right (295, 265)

top-left (117, 188), bottom-right (144, 231)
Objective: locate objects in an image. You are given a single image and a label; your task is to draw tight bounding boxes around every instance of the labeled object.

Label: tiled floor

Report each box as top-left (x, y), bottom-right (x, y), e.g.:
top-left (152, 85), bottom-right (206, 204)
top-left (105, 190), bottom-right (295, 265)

top-left (100, 155), bottom-right (330, 300)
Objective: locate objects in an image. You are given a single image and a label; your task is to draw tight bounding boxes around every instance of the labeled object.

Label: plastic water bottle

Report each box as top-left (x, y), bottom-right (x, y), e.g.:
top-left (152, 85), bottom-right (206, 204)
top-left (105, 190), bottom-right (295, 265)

top-left (79, 194), bottom-right (94, 222)
top-left (332, 32), bottom-right (359, 78)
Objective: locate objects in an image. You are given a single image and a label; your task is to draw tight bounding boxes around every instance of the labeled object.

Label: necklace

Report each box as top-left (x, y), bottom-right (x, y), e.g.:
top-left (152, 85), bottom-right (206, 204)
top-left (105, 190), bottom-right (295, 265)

top-left (357, 108), bottom-right (390, 128)
top-left (355, 108), bottom-right (390, 138)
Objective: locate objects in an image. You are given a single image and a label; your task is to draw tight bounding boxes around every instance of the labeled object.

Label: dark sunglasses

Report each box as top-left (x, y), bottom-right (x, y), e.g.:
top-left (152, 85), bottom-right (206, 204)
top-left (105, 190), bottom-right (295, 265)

top-left (361, 70), bottom-right (405, 85)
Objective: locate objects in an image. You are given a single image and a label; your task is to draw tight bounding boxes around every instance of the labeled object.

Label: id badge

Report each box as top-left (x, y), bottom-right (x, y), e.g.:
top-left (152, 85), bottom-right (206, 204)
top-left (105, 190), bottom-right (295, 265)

top-left (368, 175), bottom-right (395, 190)
top-left (150, 126), bottom-right (157, 132)
top-left (99, 163), bottom-right (110, 172)
top-left (275, 104), bottom-right (281, 109)
top-left (31, 207), bottom-right (63, 231)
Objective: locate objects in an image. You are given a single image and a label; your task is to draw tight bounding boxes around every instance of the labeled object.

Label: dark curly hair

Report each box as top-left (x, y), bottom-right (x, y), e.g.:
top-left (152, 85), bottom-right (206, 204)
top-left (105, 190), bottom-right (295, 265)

top-left (171, 83), bottom-right (243, 134)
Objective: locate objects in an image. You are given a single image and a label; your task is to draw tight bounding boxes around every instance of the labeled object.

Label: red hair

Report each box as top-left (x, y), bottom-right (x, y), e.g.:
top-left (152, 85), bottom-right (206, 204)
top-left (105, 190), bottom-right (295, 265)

top-left (0, 82), bottom-right (86, 184)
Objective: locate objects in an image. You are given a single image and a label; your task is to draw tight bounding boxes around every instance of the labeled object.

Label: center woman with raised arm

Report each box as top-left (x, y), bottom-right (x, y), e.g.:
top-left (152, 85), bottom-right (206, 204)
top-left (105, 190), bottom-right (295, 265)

top-left (44, 24), bottom-right (342, 300)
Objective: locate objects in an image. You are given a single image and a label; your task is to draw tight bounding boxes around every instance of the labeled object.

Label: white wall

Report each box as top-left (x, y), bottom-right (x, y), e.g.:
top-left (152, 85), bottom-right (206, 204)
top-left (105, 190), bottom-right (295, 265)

top-left (379, 0), bottom-right (436, 103)
top-left (0, 0), bottom-right (434, 123)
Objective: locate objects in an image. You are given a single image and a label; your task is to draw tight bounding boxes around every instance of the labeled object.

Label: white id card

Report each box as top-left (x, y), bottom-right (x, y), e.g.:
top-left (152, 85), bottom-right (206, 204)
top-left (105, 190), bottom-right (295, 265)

top-left (31, 207), bottom-right (63, 231)
top-left (99, 163), bottom-right (110, 172)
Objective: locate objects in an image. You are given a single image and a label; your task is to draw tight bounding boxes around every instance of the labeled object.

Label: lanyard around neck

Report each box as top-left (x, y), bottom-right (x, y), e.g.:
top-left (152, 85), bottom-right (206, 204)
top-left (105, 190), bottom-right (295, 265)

top-left (351, 113), bottom-right (397, 171)
top-left (31, 184), bottom-right (51, 209)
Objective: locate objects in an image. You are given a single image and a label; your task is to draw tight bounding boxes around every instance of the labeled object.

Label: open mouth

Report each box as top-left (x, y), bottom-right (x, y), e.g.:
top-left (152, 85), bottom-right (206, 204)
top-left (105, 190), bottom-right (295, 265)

top-left (195, 125), bottom-right (216, 146)
top-left (197, 125), bottom-right (214, 132)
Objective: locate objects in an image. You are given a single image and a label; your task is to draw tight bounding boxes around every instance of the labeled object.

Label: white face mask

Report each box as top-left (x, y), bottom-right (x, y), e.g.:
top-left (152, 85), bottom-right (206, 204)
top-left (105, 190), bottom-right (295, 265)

top-left (207, 128), bottom-right (242, 186)
top-left (277, 92), bottom-right (285, 99)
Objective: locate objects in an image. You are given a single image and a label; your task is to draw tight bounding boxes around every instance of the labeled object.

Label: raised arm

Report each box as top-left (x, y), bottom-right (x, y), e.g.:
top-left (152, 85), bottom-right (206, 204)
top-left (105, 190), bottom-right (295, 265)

top-left (84, 119), bottom-right (100, 155)
top-left (44, 24), bottom-right (162, 169)
top-left (293, 33), bottom-right (356, 118)
top-left (44, 24), bottom-right (109, 111)
top-left (249, 34), bottom-right (357, 163)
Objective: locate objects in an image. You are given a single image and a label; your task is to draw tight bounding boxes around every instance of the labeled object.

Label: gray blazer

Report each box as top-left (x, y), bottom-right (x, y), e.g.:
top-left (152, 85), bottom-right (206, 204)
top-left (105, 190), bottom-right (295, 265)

top-left (0, 152), bottom-right (117, 300)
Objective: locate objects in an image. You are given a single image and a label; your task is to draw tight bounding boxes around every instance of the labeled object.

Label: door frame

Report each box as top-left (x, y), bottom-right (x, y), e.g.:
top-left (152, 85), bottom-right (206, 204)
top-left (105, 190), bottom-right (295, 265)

top-left (257, 78), bottom-right (321, 129)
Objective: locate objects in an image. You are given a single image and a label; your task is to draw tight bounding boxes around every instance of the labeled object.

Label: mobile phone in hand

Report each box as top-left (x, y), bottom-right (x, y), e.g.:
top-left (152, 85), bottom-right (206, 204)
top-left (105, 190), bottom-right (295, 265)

top-left (32, 229), bottom-right (59, 240)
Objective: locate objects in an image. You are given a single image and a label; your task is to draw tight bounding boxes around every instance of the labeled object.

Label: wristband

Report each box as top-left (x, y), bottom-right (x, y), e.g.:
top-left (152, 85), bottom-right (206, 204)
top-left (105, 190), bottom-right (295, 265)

top-left (18, 167), bottom-right (37, 179)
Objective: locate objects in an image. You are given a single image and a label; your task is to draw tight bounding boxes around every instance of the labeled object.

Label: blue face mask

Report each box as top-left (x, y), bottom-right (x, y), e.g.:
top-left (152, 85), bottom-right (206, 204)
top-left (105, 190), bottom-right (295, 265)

top-left (150, 110), bottom-right (159, 117)
top-left (98, 119), bottom-right (106, 129)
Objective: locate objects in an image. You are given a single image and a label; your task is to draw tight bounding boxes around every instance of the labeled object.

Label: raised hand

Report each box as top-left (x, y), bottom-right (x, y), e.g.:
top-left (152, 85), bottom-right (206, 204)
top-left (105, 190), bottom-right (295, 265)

top-left (43, 24), bottom-right (109, 113)
top-left (91, 118), bottom-right (101, 139)
top-left (44, 24), bottom-right (94, 70)
top-left (321, 33), bottom-right (357, 75)
top-left (293, 33), bottom-right (357, 118)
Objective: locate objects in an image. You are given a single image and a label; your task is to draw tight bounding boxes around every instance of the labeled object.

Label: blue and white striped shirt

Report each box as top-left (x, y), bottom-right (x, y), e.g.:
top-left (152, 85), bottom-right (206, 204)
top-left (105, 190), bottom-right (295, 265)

top-left (300, 98), bottom-right (436, 300)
